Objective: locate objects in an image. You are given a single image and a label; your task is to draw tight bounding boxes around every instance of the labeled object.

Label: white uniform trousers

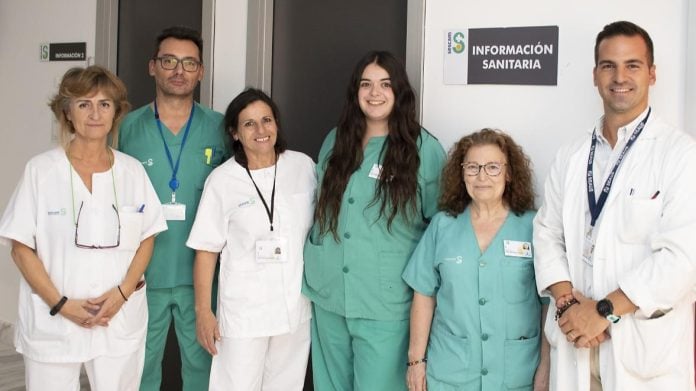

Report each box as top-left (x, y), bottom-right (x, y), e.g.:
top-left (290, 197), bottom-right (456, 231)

top-left (24, 344), bottom-right (145, 391)
top-left (209, 320), bottom-right (310, 391)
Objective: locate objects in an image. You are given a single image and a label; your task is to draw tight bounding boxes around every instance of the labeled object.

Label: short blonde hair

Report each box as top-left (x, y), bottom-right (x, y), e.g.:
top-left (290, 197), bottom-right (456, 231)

top-left (49, 66), bottom-right (130, 149)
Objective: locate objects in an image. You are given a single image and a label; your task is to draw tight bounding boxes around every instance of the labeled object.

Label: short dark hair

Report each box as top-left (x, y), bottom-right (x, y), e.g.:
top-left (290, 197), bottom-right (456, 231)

top-left (595, 21), bottom-right (654, 66)
top-left (154, 26), bottom-right (203, 60)
top-left (224, 88), bottom-right (287, 167)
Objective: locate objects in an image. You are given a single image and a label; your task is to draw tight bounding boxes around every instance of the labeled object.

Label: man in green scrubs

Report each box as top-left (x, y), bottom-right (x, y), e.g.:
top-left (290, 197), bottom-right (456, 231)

top-left (303, 128), bottom-right (446, 390)
top-left (118, 26), bottom-right (228, 391)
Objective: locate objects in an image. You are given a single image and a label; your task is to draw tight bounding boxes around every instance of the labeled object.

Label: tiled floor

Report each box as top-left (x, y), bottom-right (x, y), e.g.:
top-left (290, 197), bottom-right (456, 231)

top-left (0, 342), bottom-right (89, 391)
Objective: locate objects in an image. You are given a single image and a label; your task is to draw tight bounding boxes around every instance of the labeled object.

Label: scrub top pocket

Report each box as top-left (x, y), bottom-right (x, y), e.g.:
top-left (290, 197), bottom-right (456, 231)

top-left (27, 293), bottom-right (67, 340)
top-left (118, 209), bottom-right (144, 251)
top-left (503, 334), bottom-right (539, 389)
top-left (378, 251), bottom-right (411, 305)
top-left (501, 258), bottom-right (535, 304)
top-left (427, 320), bottom-right (474, 386)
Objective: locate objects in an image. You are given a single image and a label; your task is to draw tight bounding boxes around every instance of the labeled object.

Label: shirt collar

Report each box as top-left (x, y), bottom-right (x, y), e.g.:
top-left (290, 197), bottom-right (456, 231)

top-left (591, 106), bottom-right (651, 146)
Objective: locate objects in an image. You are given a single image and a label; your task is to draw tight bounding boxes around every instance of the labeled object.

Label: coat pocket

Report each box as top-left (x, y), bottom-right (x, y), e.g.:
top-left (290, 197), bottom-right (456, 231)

top-left (618, 310), bottom-right (683, 378)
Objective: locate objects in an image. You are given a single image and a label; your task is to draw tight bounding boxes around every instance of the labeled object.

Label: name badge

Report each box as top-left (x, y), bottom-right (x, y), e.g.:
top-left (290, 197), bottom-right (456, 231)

top-left (368, 163), bottom-right (383, 179)
top-left (162, 203), bottom-right (186, 221)
top-left (255, 236), bottom-right (288, 263)
top-left (582, 227), bottom-right (595, 266)
top-left (504, 240), bottom-right (532, 258)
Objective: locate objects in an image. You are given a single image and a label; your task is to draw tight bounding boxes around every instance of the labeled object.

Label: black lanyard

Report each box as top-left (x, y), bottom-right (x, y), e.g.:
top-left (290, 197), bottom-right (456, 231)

top-left (154, 101), bottom-right (195, 196)
top-left (586, 108), bottom-right (651, 227)
top-left (245, 160), bottom-right (277, 232)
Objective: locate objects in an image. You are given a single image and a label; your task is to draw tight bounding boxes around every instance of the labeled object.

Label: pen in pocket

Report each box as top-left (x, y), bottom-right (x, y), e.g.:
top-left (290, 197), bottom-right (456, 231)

top-left (650, 190), bottom-right (660, 199)
top-left (138, 204), bottom-right (145, 213)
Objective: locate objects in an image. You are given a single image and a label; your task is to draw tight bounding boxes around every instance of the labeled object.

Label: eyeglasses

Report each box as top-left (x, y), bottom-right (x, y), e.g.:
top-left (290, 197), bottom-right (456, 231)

top-left (461, 162), bottom-right (507, 176)
top-left (74, 202), bottom-right (121, 249)
top-left (154, 56), bottom-right (201, 72)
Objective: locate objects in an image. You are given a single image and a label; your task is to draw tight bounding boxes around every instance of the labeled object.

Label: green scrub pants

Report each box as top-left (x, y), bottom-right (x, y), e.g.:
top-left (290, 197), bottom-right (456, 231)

top-left (311, 304), bottom-right (409, 391)
top-left (139, 286), bottom-right (212, 391)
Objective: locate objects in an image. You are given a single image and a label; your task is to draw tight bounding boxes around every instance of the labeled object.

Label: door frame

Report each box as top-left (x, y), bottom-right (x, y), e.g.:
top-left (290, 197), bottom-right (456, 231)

top-left (94, 0), bottom-right (216, 107)
top-left (245, 0), bottom-right (427, 121)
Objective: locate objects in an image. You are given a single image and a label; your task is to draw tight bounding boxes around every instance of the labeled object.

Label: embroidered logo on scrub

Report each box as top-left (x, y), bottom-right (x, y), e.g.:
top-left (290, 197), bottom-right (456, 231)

top-left (47, 208), bottom-right (67, 216)
top-left (141, 158), bottom-right (154, 167)
top-left (443, 255), bottom-right (463, 264)
top-left (238, 198), bottom-right (256, 208)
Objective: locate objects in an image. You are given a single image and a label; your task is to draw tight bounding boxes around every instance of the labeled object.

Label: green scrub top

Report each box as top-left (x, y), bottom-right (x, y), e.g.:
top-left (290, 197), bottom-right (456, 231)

top-left (303, 128), bottom-right (446, 321)
top-left (118, 102), bottom-right (229, 289)
top-left (402, 209), bottom-right (544, 390)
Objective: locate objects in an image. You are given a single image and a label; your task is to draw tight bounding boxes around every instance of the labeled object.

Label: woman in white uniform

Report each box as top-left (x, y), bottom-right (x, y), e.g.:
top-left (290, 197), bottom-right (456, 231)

top-left (188, 88), bottom-right (315, 391)
top-left (0, 66), bottom-right (167, 390)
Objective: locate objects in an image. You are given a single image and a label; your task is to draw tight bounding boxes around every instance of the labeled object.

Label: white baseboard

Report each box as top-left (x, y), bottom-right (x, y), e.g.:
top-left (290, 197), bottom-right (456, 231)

top-left (0, 319), bottom-right (15, 346)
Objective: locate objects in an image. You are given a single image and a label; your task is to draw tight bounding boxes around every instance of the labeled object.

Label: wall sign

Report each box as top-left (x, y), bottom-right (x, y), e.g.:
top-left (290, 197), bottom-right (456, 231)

top-left (40, 42), bottom-right (87, 62)
top-left (444, 26), bottom-right (559, 85)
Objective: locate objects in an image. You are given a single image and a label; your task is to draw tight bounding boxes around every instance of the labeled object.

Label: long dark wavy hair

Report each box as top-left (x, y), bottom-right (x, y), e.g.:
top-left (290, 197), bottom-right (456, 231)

top-left (315, 51), bottom-right (421, 239)
top-left (439, 128), bottom-right (534, 216)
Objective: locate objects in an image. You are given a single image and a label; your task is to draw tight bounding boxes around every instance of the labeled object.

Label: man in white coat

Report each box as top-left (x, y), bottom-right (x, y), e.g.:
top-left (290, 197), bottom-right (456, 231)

top-left (534, 20), bottom-right (696, 390)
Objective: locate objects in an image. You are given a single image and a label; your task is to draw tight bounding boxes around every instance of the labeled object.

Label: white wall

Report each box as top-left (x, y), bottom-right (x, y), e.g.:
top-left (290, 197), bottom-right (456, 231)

top-left (687, 1), bottom-right (696, 135)
top-left (0, 0), bottom-right (96, 324)
top-left (422, 0), bottom-right (689, 198)
top-left (211, 0), bottom-right (248, 112)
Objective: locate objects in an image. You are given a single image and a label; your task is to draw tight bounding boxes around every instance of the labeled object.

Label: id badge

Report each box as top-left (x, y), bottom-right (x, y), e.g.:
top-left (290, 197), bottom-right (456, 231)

top-left (255, 236), bottom-right (288, 263)
top-left (162, 203), bottom-right (186, 221)
top-left (503, 240), bottom-right (533, 258)
top-left (582, 227), bottom-right (595, 266)
top-left (368, 163), bottom-right (383, 179)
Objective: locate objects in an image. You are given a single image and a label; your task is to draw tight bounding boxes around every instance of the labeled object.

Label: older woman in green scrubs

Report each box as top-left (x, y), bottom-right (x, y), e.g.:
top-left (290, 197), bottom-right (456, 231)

top-left (303, 51), bottom-right (446, 390)
top-left (403, 129), bottom-right (550, 391)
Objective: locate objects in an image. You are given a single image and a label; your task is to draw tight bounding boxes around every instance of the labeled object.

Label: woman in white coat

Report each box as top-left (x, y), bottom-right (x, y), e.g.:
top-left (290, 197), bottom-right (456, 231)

top-left (0, 66), bottom-right (167, 390)
top-left (188, 88), bottom-right (316, 391)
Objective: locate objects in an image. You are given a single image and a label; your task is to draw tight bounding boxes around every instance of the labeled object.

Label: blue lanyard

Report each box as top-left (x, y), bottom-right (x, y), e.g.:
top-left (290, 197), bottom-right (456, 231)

top-left (154, 101), bottom-right (195, 194)
top-left (586, 108), bottom-right (650, 227)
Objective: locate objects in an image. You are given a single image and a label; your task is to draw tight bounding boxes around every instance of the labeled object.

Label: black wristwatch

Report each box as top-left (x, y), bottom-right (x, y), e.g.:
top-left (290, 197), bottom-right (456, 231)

top-left (596, 298), bottom-right (621, 323)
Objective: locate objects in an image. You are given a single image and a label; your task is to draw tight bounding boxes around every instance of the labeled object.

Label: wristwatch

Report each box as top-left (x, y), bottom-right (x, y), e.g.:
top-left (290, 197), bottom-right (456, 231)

top-left (596, 298), bottom-right (621, 323)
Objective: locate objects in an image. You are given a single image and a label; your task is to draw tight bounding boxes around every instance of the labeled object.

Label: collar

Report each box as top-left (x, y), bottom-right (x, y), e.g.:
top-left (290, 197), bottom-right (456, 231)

top-left (589, 106), bottom-right (653, 143)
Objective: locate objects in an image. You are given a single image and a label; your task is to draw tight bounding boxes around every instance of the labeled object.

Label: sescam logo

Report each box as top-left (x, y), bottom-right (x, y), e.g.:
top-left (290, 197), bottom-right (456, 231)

top-left (447, 31), bottom-right (466, 54)
top-left (452, 32), bottom-right (465, 53)
top-left (48, 208), bottom-right (67, 216)
top-left (238, 198), bottom-right (256, 208)
top-left (141, 158), bottom-right (154, 167)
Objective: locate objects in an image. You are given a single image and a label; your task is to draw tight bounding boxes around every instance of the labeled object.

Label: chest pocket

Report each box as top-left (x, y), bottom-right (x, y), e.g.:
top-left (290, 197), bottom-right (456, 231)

top-left (501, 258), bottom-right (535, 304)
top-left (193, 146), bottom-right (224, 190)
top-left (617, 194), bottom-right (662, 244)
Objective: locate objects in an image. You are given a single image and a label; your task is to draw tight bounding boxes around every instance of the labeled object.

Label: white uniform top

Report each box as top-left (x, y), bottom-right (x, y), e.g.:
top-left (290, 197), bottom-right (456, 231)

top-left (0, 147), bottom-right (167, 363)
top-left (534, 112), bottom-right (696, 391)
top-left (187, 150), bottom-right (315, 338)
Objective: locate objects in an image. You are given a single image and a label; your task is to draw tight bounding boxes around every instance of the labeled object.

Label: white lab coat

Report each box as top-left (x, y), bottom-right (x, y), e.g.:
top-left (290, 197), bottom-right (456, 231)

top-left (534, 113), bottom-right (696, 390)
top-left (0, 148), bottom-right (167, 363)
top-left (186, 150), bottom-right (315, 338)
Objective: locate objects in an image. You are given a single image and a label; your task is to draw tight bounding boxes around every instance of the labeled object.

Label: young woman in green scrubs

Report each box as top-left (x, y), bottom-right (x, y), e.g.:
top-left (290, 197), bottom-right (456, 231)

top-left (403, 129), bottom-right (550, 391)
top-left (302, 51), bottom-right (446, 390)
